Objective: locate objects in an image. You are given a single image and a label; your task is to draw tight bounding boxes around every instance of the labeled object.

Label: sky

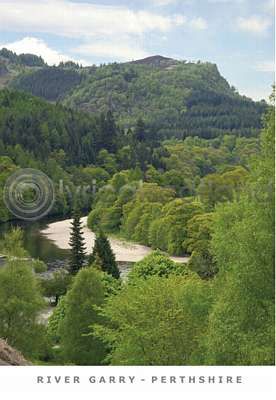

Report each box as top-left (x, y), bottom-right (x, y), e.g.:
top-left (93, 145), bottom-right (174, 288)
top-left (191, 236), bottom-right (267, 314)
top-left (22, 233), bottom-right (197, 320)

top-left (0, 0), bottom-right (274, 100)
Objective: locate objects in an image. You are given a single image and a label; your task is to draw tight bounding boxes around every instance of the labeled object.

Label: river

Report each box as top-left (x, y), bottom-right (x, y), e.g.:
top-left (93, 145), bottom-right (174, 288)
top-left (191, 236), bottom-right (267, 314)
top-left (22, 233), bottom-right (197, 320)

top-left (0, 216), bottom-right (189, 266)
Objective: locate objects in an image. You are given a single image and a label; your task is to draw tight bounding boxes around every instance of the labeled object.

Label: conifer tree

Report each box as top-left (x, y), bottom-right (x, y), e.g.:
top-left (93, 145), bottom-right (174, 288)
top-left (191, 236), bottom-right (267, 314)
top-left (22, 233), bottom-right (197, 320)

top-left (69, 208), bottom-right (86, 275)
top-left (98, 110), bottom-right (117, 153)
top-left (89, 231), bottom-right (120, 279)
top-left (134, 118), bottom-right (147, 142)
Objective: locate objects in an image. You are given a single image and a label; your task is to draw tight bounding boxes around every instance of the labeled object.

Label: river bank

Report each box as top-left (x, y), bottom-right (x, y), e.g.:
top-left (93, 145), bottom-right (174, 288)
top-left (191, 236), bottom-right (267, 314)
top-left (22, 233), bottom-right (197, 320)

top-left (41, 217), bottom-right (189, 264)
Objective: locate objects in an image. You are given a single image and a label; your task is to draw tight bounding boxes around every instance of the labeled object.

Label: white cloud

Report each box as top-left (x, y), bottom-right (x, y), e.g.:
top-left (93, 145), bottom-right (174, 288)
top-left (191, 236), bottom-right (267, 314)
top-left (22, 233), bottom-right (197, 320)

top-left (174, 15), bottom-right (187, 26)
top-left (208, 0), bottom-right (245, 3)
top-left (190, 17), bottom-right (208, 30)
top-left (0, 0), bottom-right (208, 64)
top-left (255, 60), bottom-right (275, 73)
top-left (0, 37), bottom-right (88, 65)
top-left (0, 0), bottom-right (185, 38)
top-left (75, 40), bottom-right (149, 62)
top-left (237, 16), bottom-right (272, 34)
top-left (150, 0), bottom-right (178, 5)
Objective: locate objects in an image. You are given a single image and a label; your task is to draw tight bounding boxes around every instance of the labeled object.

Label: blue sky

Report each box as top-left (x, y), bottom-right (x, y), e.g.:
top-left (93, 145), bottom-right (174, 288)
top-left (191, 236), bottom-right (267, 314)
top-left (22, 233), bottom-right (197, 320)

top-left (0, 0), bottom-right (274, 100)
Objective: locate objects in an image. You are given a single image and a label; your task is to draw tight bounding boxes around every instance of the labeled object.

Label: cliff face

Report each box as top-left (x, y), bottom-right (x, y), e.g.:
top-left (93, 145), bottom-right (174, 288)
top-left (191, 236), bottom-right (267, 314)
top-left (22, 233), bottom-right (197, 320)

top-left (0, 339), bottom-right (31, 366)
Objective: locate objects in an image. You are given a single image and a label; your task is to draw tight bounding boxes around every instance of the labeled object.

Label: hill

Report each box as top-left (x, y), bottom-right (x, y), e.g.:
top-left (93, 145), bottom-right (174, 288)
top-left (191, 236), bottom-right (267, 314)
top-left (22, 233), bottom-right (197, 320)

top-left (0, 48), bottom-right (46, 89)
top-left (11, 66), bottom-right (84, 102)
top-left (0, 88), bottom-right (125, 222)
top-left (0, 89), bottom-right (110, 165)
top-left (0, 48), bottom-right (83, 101)
top-left (63, 58), bottom-right (266, 139)
top-left (0, 49), bottom-right (267, 140)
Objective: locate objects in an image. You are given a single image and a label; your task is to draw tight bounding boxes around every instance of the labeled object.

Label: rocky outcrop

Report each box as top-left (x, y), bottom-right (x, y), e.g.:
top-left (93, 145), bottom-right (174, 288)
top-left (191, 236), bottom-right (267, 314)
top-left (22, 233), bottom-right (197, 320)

top-left (130, 55), bottom-right (178, 68)
top-left (0, 339), bottom-right (31, 366)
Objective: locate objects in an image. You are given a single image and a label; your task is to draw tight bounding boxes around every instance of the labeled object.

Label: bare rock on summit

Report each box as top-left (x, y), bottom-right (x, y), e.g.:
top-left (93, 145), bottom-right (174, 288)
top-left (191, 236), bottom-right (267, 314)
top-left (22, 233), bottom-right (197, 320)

top-left (130, 55), bottom-right (178, 68)
top-left (0, 338), bottom-right (31, 366)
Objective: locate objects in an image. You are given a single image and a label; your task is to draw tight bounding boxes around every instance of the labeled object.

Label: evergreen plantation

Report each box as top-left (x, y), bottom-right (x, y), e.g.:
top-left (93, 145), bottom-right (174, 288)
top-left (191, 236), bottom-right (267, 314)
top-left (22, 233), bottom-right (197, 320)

top-left (1, 49), bottom-right (267, 139)
top-left (0, 49), bottom-right (274, 366)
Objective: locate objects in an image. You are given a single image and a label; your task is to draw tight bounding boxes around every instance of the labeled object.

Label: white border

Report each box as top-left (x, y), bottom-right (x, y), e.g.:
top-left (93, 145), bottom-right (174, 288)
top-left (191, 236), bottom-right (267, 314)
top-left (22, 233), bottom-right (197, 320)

top-left (0, 366), bottom-right (275, 398)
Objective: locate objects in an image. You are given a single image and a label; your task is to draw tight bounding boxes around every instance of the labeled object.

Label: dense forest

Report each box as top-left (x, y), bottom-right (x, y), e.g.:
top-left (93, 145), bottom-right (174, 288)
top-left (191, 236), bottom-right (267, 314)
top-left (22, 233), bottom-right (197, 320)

top-left (63, 59), bottom-right (267, 139)
top-left (0, 49), bottom-right (274, 367)
top-left (12, 67), bottom-right (83, 101)
top-left (0, 89), bottom-right (120, 221)
top-left (1, 50), bottom-right (267, 139)
top-left (0, 88), bottom-right (261, 232)
top-left (0, 99), bottom-right (273, 365)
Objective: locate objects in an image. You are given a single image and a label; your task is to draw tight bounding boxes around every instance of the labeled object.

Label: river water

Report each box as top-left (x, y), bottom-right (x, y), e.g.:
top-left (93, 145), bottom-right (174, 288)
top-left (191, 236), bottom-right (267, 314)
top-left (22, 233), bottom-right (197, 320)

top-left (0, 216), bottom-right (189, 266)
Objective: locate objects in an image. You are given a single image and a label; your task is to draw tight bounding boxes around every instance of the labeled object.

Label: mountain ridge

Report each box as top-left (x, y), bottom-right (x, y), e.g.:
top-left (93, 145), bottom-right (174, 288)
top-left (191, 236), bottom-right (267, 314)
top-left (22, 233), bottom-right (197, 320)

top-left (0, 47), bottom-right (267, 140)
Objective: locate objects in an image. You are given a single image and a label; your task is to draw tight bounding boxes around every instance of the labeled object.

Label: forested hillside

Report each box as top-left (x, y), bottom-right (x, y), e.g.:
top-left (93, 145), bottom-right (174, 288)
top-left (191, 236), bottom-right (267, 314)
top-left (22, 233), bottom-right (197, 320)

top-left (11, 67), bottom-right (83, 101)
top-left (1, 49), bottom-right (267, 140)
top-left (0, 87), bottom-right (263, 227)
top-left (0, 45), bottom-right (274, 367)
top-left (0, 96), bottom-right (273, 366)
top-left (0, 89), bottom-right (122, 221)
top-left (0, 89), bottom-right (100, 164)
top-left (0, 48), bottom-right (46, 89)
top-left (64, 57), bottom-right (267, 139)
top-left (0, 48), bottom-right (46, 67)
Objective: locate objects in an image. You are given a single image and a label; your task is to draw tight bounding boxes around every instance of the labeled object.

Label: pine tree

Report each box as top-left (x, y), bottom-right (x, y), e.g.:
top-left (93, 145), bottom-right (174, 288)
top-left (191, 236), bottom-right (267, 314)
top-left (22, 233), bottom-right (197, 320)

top-left (134, 118), bottom-right (147, 142)
top-left (98, 110), bottom-right (117, 153)
top-left (69, 209), bottom-right (86, 275)
top-left (89, 231), bottom-right (120, 279)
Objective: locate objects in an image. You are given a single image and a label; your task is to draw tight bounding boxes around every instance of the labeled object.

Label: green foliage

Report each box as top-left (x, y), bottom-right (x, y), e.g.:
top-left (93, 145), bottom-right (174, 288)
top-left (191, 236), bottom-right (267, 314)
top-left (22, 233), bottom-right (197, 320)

top-left (97, 111), bottom-right (118, 154)
top-left (203, 103), bottom-right (275, 365)
top-left (148, 198), bottom-right (203, 255)
top-left (0, 85), bottom-right (262, 225)
top-left (87, 170), bottom-right (141, 233)
top-left (197, 166), bottom-right (248, 209)
top-left (89, 231), bottom-right (120, 279)
top-left (0, 90), bottom-right (123, 222)
top-left (100, 272), bottom-right (122, 297)
top-left (59, 267), bottom-right (107, 365)
top-left (0, 156), bottom-right (17, 221)
top-left (80, 166), bottom-right (110, 186)
top-left (68, 209), bottom-right (87, 275)
top-left (12, 67), bottom-right (83, 101)
top-left (41, 269), bottom-right (72, 305)
top-left (97, 149), bottom-right (117, 175)
top-left (127, 250), bottom-right (191, 283)
top-left (0, 260), bottom-right (45, 358)
top-left (185, 213), bottom-right (217, 279)
top-left (63, 59), bottom-right (266, 139)
top-left (2, 52), bottom-right (266, 140)
top-left (121, 183), bottom-right (175, 247)
top-left (93, 275), bottom-right (212, 365)
top-left (0, 89), bottom-right (104, 165)
top-left (0, 227), bottom-right (28, 258)
top-left (47, 270), bottom-right (120, 349)
top-left (31, 259), bottom-right (47, 273)
top-left (0, 48), bottom-right (46, 67)
top-left (86, 133), bottom-right (259, 257)
top-left (47, 296), bottom-right (66, 344)
top-left (0, 53), bottom-right (272, 367)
